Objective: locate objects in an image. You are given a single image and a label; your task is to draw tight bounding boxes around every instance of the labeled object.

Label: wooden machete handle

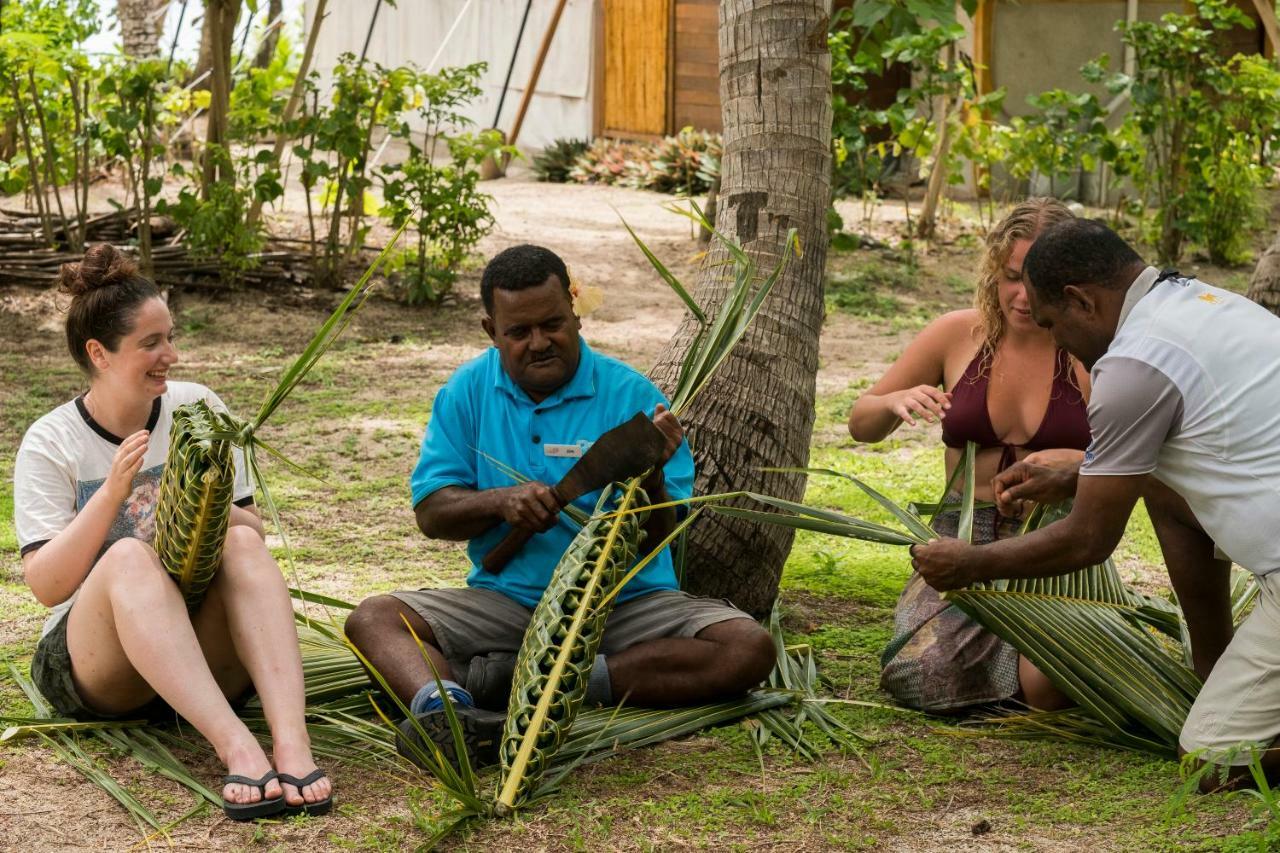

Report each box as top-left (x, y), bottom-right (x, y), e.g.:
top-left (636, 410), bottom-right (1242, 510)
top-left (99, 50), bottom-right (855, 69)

top-left (481, 525), bottom-right (537, 574)
top-left (480, 484), bottom-right (570, 574)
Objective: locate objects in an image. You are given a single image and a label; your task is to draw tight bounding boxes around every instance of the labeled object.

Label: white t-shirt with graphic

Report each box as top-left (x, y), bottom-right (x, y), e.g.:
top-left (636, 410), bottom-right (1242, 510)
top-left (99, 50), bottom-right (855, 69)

top-left (14, 381), bottom-right (255, 636)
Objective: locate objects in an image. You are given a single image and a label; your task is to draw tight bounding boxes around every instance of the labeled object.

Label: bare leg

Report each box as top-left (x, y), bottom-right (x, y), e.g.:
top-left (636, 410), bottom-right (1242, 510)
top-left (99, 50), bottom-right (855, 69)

top-left (344, 594), bottom-right (451, 705)
top-left (1017, 656), bottom-right (1072, 711)
top-left (65, 537), bottom-right (279, 806)
top-left (193, 526), bottom-right (330, 808)
top-left (607, 618), bottom-right (776, 706)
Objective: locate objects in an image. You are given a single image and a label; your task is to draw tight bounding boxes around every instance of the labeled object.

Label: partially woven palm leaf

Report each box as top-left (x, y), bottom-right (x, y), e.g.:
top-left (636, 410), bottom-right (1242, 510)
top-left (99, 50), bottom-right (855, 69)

top-left (152, 224), bottom-right (408, 608)
top-left (732, 447), bottom-right (1204, 755)
top-left (496, 483), bottom-right (646, 814)
top-left (153, 400), bottom-right (240, 606)
top-left (943, 497), bottom-right (1202, 754)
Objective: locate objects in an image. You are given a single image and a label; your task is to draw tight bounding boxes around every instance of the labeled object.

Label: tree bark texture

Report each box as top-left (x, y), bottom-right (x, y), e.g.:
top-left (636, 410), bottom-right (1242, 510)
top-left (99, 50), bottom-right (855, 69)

top-left (201, 0), bottom-right (239, 194)
top-left (647, 0), bottom-right (831, 618)
top-left (254, 0), bottom-right (283, 68)
top-left (118, 0), bottom-right (169, 58)
top-left (1246, 228), bottom-right (1280, 317)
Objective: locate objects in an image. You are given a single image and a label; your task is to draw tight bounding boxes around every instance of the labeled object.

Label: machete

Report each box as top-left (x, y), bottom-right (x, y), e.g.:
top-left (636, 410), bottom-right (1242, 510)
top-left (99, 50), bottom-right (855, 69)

top-left (480, 411), bottom-right (668, 574)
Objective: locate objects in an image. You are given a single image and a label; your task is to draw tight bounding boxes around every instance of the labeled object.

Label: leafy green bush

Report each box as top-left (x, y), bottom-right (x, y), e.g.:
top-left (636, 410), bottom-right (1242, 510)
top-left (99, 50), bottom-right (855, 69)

top-left (1087, 0), bottom-right (1280, 263)
top-left (378, 64), bottom-right (510, 304)
top-left (533, 137), bottom-right (589, 183)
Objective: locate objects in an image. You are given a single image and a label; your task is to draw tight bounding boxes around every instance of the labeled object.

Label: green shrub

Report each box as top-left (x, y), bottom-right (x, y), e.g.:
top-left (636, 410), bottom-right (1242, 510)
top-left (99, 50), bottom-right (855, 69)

top-left (533, 137), bottom-right (589, 183)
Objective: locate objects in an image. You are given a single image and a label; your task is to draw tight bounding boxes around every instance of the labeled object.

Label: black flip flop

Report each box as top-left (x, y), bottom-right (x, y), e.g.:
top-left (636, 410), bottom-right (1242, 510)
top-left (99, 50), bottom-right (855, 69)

top-left (222, 770), bottom-right (285, 821)
top-left (277, 768), bottom-right (334, 817)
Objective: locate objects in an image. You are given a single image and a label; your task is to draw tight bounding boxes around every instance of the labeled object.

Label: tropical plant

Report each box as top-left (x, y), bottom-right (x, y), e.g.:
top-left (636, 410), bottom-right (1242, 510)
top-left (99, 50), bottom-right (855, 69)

top-left (629, 127), bottom-right (722, 195)
top-left (96, 58), bottom-right (173, 272)
top-left (1004, 88), bottom-right (1109, 199)
top-left (532, 137), bottom-right (590, 183)
top-left (378, 63), bottom-right (510, 303)
top-left (564, 132), bottom-right (721, 195)
top-left (153, 224), bottom-right (408, 608)
top-left (567, 137), bottom-right (645, 185)
top-left (1085, 0), bottom-right (1280, 264)
top-left (0, 1), bottom-right (99, 248)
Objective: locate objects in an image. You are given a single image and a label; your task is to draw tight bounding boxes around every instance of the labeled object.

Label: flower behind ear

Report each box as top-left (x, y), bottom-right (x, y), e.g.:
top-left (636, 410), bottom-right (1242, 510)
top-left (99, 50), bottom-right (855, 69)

top-left (568, 267), bottom-right (605, 318)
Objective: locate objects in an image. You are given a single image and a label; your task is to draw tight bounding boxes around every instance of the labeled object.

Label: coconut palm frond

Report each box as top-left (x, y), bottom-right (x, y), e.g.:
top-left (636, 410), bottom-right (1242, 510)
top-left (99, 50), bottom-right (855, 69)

top-left (7, 664), bottom-right (213, 832)
top-left (154, 221), bottom-right (410, 609)
top-left (496, 483), bottom-right (646, 814)
top-left (742, 445), bottom-right (1206, 756)
top-left (754, 605), bottom-right (872, 762)
top-left (711, 492), bottom-right (928, 546)
top-left (626, 202), bottom-right (798, 417)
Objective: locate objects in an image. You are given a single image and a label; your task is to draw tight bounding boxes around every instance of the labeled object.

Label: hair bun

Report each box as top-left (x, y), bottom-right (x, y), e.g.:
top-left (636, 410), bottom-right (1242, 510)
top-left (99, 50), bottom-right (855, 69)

top-left (57, 244), bottom-right (139, 297)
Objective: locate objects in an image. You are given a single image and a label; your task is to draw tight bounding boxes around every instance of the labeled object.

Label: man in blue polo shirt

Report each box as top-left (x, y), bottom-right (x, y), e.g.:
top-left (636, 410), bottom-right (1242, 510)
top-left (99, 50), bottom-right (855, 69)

top-left (346, 244), bottom-right (775, 769)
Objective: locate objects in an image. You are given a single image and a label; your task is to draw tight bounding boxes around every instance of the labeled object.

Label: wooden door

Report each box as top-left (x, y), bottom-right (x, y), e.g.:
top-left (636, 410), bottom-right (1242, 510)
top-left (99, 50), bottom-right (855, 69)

top-left (602, 0), bottom-right (670, 137)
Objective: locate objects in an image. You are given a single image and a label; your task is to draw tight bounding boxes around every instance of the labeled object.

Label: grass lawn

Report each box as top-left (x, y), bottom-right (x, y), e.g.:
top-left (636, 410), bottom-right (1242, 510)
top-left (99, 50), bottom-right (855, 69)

top-left (0, 232), bottom-right (1268, 850)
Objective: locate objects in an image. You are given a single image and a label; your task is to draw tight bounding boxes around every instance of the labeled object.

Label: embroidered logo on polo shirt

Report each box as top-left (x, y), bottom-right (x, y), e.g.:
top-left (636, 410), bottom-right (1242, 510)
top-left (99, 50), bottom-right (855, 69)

top-left (1198, 293), bottom-right (1221, 304)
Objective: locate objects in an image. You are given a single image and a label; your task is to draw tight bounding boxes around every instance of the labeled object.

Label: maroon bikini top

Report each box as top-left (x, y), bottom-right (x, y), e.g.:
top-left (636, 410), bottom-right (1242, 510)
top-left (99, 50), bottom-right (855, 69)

top-left (940, 346), bottom-right (1091, 470)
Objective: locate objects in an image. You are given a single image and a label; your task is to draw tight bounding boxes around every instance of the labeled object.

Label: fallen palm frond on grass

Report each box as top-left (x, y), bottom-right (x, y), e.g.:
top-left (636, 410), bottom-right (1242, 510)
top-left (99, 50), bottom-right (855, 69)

top-left (6, 588), bottom-right (864, 839)
top-left (7, 664), bottom-right (217, 835)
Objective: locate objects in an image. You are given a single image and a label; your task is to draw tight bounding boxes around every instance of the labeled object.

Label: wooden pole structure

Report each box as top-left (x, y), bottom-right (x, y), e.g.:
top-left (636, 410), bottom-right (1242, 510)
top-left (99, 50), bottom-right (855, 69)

top-left (1248, 0), bottom-right (1280, 57)
top-left (502, 0), bottom-right (570, 166)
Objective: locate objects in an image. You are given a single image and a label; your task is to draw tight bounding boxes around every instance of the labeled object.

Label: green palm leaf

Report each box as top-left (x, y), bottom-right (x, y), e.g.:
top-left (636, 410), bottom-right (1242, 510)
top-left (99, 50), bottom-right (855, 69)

top-left (154, 221), bottom-right (410, 608)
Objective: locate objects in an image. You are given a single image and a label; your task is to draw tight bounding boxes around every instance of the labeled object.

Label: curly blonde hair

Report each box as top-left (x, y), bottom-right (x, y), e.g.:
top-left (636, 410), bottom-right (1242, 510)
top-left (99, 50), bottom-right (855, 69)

top-left (973, 197), bottom-right (1075, 355)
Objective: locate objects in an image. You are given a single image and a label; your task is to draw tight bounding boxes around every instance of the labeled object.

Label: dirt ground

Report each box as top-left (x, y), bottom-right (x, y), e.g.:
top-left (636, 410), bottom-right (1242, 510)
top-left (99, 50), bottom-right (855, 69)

top-left (0, 172), bottom-right (1259, 851)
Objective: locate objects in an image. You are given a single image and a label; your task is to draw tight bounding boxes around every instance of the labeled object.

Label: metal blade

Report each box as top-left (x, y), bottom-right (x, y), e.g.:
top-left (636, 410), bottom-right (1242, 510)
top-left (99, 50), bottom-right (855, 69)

top-left (553, 411), bottom-right (668, 504)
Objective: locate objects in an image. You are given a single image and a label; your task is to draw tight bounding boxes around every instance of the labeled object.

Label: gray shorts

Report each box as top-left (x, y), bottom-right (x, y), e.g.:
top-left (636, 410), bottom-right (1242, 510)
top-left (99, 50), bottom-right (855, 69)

top-left (390, 587), bottom-right (752, 670)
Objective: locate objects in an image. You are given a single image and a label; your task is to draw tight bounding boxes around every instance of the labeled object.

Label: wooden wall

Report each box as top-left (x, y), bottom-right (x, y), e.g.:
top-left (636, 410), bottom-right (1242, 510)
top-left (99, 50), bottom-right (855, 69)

top-left (672, 0), bottom-right (720, 133)
top-left (603, 0), bottom-right (671, 136)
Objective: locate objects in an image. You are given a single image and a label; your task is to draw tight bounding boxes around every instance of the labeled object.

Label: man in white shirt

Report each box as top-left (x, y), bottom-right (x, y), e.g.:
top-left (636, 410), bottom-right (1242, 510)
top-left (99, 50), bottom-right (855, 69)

top-left (910, 218), bottom-right (1280, 790)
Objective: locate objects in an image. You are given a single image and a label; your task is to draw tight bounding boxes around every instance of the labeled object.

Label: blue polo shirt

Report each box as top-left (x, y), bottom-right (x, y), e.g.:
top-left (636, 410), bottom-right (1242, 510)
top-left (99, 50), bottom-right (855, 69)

top-left (410, 340), bottom-right (695, 608)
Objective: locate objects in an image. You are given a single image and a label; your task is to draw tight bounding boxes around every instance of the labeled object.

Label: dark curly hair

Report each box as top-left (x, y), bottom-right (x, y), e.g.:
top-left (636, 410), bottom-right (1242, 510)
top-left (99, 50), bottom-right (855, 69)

top-left (58, 244), bottom-right (161, 374)
top-left (480, 244), bottom-right (570, 315)
top-left (1023, 219), bottom-right (1145, 304)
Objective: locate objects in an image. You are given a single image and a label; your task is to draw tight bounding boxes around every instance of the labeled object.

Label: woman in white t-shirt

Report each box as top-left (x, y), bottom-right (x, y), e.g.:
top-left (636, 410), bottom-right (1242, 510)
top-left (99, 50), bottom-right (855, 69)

top-left (14, 245), bottom-right (332, 821)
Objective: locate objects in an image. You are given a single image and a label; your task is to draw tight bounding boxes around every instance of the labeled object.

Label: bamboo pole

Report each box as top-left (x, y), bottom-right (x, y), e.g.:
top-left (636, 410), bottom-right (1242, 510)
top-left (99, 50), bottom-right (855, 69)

top-left (503, 0), bottom-right (570, 163)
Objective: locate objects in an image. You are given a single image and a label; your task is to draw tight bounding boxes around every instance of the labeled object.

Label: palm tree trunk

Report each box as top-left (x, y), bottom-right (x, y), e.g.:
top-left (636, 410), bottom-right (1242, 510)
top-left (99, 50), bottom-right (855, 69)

top-left (1246, 228), bottom-right (1280, 317)
top-left (646, 0), bottom-right (831, 618)
top-left (119, 0), bottom-right (169, 57)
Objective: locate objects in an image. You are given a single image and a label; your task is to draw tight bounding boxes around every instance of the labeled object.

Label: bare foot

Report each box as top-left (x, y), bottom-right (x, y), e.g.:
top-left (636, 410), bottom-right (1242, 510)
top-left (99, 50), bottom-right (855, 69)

top-left (221, 741), bottom-right (281, 805)
top-left (273, 737), bottom-right (332, 808)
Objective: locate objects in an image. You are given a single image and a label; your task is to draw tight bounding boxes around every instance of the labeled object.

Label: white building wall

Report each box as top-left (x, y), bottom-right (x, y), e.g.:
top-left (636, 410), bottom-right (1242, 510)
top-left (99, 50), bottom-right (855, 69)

top-left (304, 0), bottom-right (597, 151)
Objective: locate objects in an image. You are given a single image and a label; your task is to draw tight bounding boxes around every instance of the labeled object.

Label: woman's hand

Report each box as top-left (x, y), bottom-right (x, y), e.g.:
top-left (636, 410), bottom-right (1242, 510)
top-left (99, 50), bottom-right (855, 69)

top-left (886, 386), bottom-right (951, 428)
top-left (104, 430), bottom-right (149, 504)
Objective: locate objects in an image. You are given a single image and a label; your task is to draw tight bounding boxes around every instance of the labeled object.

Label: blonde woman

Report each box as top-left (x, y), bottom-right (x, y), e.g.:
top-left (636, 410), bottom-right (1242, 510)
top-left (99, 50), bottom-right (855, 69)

top-left (848, 198), bottom-right (1091, 712)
